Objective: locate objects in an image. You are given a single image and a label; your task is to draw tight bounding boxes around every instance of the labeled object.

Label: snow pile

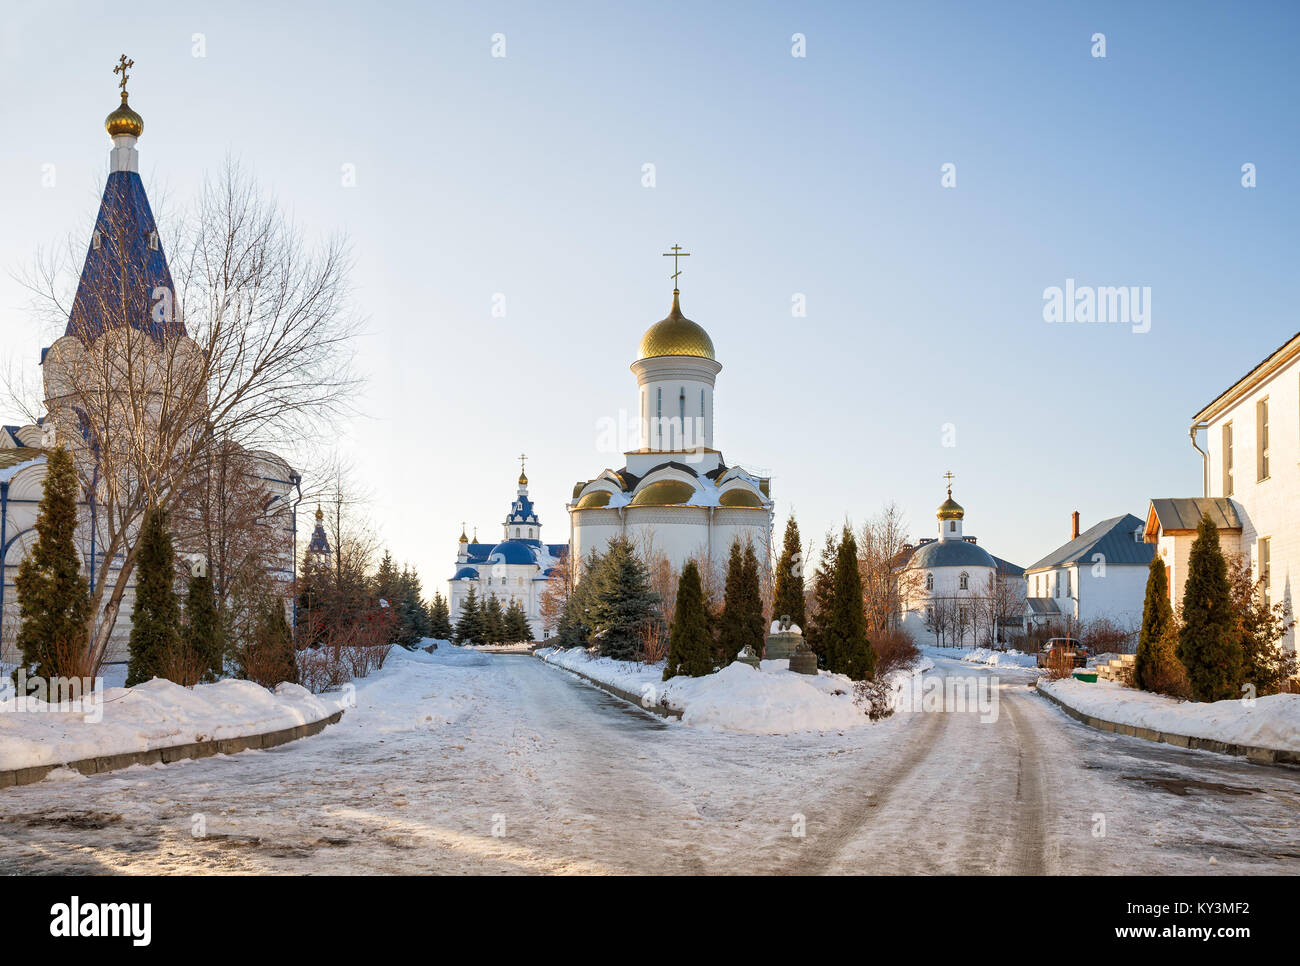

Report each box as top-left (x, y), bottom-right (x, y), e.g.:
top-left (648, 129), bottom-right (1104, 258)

top-left (669, 661), bottom-right (868, 734)
top-left (960, 648), bottom-right (1037, 668)
top-left (1040, 678), bottom-right (1300, 752)
top-left (344, 645), bottom-right (485, 733)
top-left (536, 647), bottom-right (930, 735)
top-left (0, 674), bottom-right (351, 772)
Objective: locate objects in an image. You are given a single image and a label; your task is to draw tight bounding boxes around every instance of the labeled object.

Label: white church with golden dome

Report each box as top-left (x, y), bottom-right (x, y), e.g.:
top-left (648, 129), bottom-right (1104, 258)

top-left (569, 256), bottom-right (774, 576)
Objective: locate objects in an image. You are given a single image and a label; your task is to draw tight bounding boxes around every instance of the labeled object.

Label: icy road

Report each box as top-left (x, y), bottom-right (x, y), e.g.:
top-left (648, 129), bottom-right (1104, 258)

top-left (1, 647), bottom-right (1297, 874)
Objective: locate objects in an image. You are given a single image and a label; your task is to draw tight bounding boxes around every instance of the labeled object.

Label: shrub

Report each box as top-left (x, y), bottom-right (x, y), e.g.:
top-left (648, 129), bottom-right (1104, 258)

top-left (1081, 617), bottom-right (1135, 657)
top-left (871, 626), bottom-right (920, 676)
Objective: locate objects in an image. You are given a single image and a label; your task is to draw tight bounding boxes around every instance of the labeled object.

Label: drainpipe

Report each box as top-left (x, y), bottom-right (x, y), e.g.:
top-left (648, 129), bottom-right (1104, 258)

top-left (0, 481), bottom-right (8, 632)
top-left (1189, 422), bottom-right (1209, 497)
top-left (290, 471), bottom-right (303, 631)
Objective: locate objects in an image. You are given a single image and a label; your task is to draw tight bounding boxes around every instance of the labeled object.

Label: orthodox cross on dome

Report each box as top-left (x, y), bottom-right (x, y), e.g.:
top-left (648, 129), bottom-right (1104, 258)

top-left (113, 54), bottom-right (134, 97)
top-left (943, 470), bottom-right (955, 495)
top-left (518, 452), bottom-right (528, 485)
top-left (662, 244), bottom-right (690, 292)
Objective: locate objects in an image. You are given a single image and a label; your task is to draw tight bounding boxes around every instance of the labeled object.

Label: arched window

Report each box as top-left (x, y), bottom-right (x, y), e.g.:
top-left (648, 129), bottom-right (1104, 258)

top-left (959, 571), bottom-right (969, 590)
top-left (514, 527), bottom-right (520, 537)
top-left (925, 572), bottom-right (934, 591)
top-left (529, 528), bottom-right (534, 538)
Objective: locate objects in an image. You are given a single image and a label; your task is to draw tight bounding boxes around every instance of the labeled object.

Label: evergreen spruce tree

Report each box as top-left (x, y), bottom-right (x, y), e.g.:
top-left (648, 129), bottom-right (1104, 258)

top-left (717, 540), bottom-right (748, 663)
top-left (664, 561), bottom-right (713, 679)
top-left (588, 538), bottom-right (659, 660)
top-left (1135, 553), bottom-right (1174, 692)
top-left (453, 585), bottom-right (480, 644)
top-left (771, 514), bottom-right (806, 630)
top-left (805, 531), bottom-right (839, 663)
top-left (393, 565), bottom-right (430, 646)
top-left (126, 505), bottom-right (182, 686)
top-left (373, 552), bottom-right (401, 643)
top-left (556, 548), bottom-right (602, 648)
top-left (429, 592), bottom-right (453, 640)
top-left (482, 593), bottom-right (505, 645)
top-left (295, 548), bottom-right (326, 646)
top-left (504, 598), bottom-right (532, 643)
top-left (823, 526), bottom-right (875, 681)
top-left (13, 447), bottom-right (91, 680)
top-left (1177, 513), bottom-right (1241, 701)
top-left (183, 570), bottom-right (222, 681)
top-left (374, 551), bottom-right (398, 606)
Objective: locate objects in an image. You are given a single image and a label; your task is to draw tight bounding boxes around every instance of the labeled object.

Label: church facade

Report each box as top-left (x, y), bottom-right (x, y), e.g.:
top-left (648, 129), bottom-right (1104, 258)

top-left (0, 63), bottom-right (297, 667)
top-left (448, 463), bottom-right (568, 641)
top-left (569, 277), bottom-right (773, 578)
top-left (897, 481), bottom-right (1026, 646)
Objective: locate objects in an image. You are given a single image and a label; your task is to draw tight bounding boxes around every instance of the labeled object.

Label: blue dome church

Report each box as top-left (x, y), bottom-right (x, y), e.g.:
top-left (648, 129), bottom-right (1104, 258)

top-left (448, 457), bottom-right (569, 641)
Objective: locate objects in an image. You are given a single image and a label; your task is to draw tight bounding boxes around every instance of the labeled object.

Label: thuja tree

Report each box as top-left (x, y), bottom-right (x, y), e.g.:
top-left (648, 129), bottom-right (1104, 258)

top-left (125, 505), bottom-right (182, 687)
top-left (239, 596), bottom-right (298, 688)
top-left (1226, 554), bottom-right (1297, 696)
top-left (183, 569), bottom-right (222, 681)
top-left (823, 526), bottom-right (876, 681)
top-left (718, 541), bottom-right (748, 663)
top-left (1135, 553), bottom-right (1173, 692)
top-left (771, 514), bottom-right (806, 630)
top-left (741, 542), bottom-right (767, 653)
top-left (805, 530), bottom-right (839, 662)
top-left (1176, 514), bottom-right (1241, 702)
top-left (664, 560), bottom-right (713, 679)
top-left (13, 447), bottom-right (91, 680)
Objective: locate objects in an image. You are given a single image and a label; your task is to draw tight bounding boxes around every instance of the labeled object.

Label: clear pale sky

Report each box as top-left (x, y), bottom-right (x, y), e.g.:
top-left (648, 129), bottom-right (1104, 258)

top-left (1, 0), bottom-right (1297, 589)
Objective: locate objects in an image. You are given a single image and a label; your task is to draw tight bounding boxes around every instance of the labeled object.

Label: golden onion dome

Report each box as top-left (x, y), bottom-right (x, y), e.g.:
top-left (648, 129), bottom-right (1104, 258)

top-left (574, 490), bottom-right (612, 510)
top-left (629, 479), bottom-right (696, 507)
top-left (637, 291), bottom-right (715, 361)
top-left (105, 95), bottom-right (143, 138)
top-left (518, 471), bottom-right (528, 486)
top-left (937, 494), bottom-right (965, 521)
top-left (719, 488), bottom-right (764, 508)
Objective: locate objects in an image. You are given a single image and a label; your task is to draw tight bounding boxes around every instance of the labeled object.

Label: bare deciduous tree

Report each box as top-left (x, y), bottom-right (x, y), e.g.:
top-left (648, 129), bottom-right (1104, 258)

top-left (12, 160), bottom-right (360, 672)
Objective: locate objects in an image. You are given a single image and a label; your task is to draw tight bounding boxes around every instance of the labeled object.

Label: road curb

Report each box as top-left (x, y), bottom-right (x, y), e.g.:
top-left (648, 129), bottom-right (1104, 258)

top-left (1033, 682), bottom-right (1298, 767)
top-left (0, 709), bottom-right (346, 790)
top-left (533, 652), bottom-right (683, 719)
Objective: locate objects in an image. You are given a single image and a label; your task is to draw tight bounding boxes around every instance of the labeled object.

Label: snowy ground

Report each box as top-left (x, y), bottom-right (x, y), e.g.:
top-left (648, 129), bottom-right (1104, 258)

top-left (0, 646), bottom-right (1296, 874)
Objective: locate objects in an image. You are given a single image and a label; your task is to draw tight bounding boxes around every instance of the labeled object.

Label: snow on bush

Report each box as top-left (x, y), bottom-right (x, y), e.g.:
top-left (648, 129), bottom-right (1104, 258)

top-left (1040, 677), bottom-right (1300, 752)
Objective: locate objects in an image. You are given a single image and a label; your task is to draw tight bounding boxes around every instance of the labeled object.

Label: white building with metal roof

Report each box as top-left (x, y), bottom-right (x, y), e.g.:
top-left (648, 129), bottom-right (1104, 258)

top-left (1145, 330), bottom-right (1300, 655)
top-left (1023, 512), bottom-right (1154, 633)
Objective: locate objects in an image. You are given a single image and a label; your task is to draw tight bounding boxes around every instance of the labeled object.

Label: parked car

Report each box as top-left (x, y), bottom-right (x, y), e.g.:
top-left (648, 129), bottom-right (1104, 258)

top-left (1036, 637), bottom-right (1087, 668)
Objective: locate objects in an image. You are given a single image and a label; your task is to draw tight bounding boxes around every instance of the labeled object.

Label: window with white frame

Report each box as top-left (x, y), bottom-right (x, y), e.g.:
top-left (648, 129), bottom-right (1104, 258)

top-left (1222, 421), bottom-right (1234, 496)
top-left (1257, 398), bottom-right (1269, 481)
